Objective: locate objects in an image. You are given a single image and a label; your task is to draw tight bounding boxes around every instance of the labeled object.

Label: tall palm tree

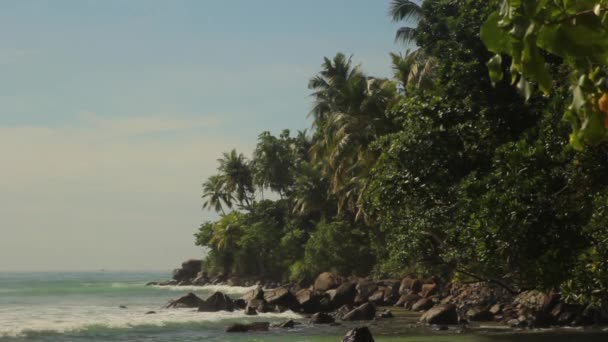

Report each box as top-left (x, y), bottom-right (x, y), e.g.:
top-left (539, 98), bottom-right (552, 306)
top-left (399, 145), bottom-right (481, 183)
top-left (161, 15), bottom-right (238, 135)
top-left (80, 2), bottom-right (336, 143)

top-left (389, 0), bottom-right (422, 45)
top-left (389, 1), bottom-right (437, 90)
top-left (209, 213), bottom-right (243, 275)
top-left (202, 174), bottom-right (232, 215)
top-left (217, 149), bottom-right (254, 208)
top-left (308, 53), bottom-right (397, 217)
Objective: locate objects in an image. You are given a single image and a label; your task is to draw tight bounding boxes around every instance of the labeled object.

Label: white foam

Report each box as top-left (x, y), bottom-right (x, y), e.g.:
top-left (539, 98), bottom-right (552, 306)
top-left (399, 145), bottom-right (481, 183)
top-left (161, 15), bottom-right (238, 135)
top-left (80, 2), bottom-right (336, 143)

top-left (152, 284), bottom-right (258, 296)
top-left (0, 305), bottom-right (301, 338)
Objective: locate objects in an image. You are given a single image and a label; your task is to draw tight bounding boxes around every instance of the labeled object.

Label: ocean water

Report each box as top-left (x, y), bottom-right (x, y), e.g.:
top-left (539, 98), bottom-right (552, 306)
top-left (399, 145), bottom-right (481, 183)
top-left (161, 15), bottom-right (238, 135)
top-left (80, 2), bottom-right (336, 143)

top-left (1, 271), bottom-right (607, 342)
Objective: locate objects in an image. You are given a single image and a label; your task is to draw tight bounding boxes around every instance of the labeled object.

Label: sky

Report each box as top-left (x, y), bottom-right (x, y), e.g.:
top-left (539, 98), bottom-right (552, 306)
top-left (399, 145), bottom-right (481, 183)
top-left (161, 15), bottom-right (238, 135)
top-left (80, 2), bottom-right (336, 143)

top-left (0, 0), bottom-right (408, 271)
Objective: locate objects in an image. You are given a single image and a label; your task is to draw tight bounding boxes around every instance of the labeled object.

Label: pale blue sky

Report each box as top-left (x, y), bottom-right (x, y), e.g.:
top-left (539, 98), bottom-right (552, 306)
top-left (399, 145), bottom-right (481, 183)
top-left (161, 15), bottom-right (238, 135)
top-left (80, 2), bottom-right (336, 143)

top-left (0, 0), bottom-right (410, 271)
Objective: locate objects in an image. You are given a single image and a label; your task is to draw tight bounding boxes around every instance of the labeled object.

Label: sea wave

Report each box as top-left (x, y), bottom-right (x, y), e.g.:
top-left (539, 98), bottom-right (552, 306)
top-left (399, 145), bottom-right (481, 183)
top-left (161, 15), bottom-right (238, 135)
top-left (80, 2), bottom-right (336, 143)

top-left (151, 284), bottom-right (258, 296)
top-left (0, 307), bottom-right (301, 338)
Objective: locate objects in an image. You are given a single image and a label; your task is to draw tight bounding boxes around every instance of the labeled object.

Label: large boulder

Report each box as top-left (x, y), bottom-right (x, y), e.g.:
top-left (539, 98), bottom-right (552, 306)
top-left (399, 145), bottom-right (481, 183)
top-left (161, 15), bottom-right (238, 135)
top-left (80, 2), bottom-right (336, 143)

top-left (198, 292), bottom-right (234, 312)
top-left (342, 302), bottom-right (376, 321)
top-left (166, 292), bottom-right (204, 308)
top-left (241, 286), bottom-right (264, 302)
top-left (264, 287), bottom-right (297, 310)
top-left (399, 276), bottom-right (422, 295)
top-left (396, 293), bottom-right (421, 309)
top-left (466, 306), bottom-right (494, 321)
top-left (330, 282), bottom-right (357, 308)
top-left (225, 322), bottom-right (269, 333)
top-left (246, 298), bottom-right (271, 313)
top-left (412, 298), bottom-right (434, 312)
top-left (420, 283), bottom-right (438, 298)
top-left (310, 312), bottom-right (335, 324)
top-left (192, 271), bottom-right (208, 285)
top-left (314, 272), bottom-right (339, 292)
top-left (420, 304), bottom-right (458, 325)
top-left (296, 288), bottom-right (323, 313)
top-left (342, 327), bottom-right (375, 342)
top-left (171, 259), bottom-right (202, 282)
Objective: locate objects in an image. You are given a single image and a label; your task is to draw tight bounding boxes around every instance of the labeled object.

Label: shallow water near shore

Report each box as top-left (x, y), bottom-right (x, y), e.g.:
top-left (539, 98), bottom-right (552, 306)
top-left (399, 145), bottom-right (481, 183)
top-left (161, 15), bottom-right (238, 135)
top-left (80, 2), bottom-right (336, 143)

top-left (1, 271), bottom-right (607, 342)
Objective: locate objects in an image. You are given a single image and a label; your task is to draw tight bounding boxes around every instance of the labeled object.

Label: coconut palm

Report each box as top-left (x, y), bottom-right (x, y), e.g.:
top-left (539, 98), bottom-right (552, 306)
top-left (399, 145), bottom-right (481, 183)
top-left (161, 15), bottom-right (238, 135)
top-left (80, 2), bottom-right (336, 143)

top-left (202, 174), bottom-right (232, 215)
top-left (308, 53), bottom-right (397, 217)
top-left (208, 213), bottom-right (244, 275)
top-left (389, 0), bottom-right (423, 45)
top-left (217, 149), bottom-right (254, 208)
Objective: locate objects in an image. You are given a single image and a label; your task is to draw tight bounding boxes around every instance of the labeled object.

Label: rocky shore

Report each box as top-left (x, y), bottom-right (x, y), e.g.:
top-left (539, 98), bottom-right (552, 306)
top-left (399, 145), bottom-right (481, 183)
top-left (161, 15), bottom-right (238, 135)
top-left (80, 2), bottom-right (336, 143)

top-left (150, 259), bottom-right (608, 336)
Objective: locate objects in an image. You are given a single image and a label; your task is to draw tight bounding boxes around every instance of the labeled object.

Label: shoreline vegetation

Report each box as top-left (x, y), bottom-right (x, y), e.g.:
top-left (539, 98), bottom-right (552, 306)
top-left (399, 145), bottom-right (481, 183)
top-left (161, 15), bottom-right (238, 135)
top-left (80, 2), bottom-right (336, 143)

top-left (178, 0), bottom-right (608, 338)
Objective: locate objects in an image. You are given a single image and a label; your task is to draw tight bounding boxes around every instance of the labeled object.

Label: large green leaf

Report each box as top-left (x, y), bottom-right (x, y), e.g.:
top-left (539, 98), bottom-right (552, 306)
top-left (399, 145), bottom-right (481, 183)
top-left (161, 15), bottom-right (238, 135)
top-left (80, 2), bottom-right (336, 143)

top-left (481, 11), bottom-right (513, 54)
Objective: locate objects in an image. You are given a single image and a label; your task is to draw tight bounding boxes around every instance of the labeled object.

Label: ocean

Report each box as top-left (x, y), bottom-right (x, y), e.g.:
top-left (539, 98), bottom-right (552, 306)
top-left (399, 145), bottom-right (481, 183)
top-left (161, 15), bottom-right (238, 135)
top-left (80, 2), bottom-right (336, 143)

top-left (1, 271), bottom-right (607, 342)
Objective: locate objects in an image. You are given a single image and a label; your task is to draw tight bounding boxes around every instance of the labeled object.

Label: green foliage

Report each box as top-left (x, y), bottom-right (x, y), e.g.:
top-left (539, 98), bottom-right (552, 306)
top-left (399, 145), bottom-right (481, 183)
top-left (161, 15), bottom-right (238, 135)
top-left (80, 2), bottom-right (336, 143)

top-left (482, 0), bottom-right (608, 148)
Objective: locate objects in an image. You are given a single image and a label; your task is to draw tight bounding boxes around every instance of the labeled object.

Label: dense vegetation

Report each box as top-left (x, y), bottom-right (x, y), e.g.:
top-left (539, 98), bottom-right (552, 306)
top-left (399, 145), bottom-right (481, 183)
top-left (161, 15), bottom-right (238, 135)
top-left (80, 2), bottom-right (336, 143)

top-left (195, 0), bottom-right (608, 307)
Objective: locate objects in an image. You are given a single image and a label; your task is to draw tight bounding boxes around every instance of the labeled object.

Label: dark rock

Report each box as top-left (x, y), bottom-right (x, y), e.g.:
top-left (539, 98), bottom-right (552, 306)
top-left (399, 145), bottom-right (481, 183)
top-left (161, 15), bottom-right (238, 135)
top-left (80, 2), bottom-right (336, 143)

top-left (119, 305), bottom-right (127, 309)
top-left (198, 292), bottom-right (234, 312)
top-left (296, 288), bottom-right (323, 313)
top-left (489, 303), bottom-right (502, 315)
top-left (399, 276), bottom-right (422, 295)
top-left (247, 298), bottom-right (271, 313)
top-left (342, 302), bottom-right (376, 321)
top-left (225, 322), bottom-right (270, 333)
top-left (356, 279), bottom-right (378, 304)
top-left (233, 299), bottom-right (246, 310)
top-left (342, 326), bottom-right (374, 342)
top-left (412, 297), bottom-right (434, 312)
top-left (507, 318), bottom-right (524, 328)
top-left (145, 282), bottom-right (158, 286)
top-left (336, 304), bottom-right (355, 320)
top-left (310, 312), bottom-right (335, 324)
top-left (530, 311), bottom-right (556, 328)
top-left (241, 286), bottom-right (264, 302)
top-left (244, 306), bottom-right (257, 315)
top-left (314, 272), bottom-right (339, 292)
top-left (192, 271), bottom-right (208, 285)
top-left (145, 311), bottom-right (156, 315)
top-left (264, 287), bottom-right (296, 308)
top-left (276, 319), bottom-right (295, 328)
top-left (420, 304), bottom-right (458, 325)
top-left (159, 280), bottom-right (178, 286)
top-left (396, 293), bottom-right (421, 309)
top-left (166, 292), bottom-right (204, 308)
top-left (330, 282), bottom-right (357, 308)
top-left (177, 280), bottom-right (192, 286)
top-left (466, 307), bottom-right (494, 321)
top-left (378, 309), bottom-right (393, 318)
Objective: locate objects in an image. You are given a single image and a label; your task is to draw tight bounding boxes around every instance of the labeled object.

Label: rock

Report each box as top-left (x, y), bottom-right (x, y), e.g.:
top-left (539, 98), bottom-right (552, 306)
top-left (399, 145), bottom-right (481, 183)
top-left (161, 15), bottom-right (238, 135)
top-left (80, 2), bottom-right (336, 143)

top-left (177, 279), bottom-right (192, 286)
top-left (342, 326), bottom-right (375, 342)
top-left (355, 279), bottom-right (378, 304)
top-left (530, 311), bottom-right (556, 328)
top-left (244, 306), bottom-right (257, 315)
top-left (192, 271), bottom-right (208, 285)
top-left (420, 283), bottom-right (437, 298)
top-left (431, 324), bottom-right (448, 331)
top-left (420, 304), bottom-right (458, 325)
top-left (296, 288), bottom-right (323, 313)
top-left (330, 282), bottom-right (357, 308)
top-left (159, 280), bottom-right (178, 286)
top-left (378, 309), bottom-right (393, 318)
top-left (119, 305), bottom-right (127, 309)
top-left (411, 297), bottom-right (434, 312)
top-left (241, 286), bottom-right (264, 302)
top-left (166, 292), bottom-right (204, 308)
top-left (198, 292), bottom-right (234, 312)
top-left (225, 322), bottom-right (270, 333)
top-left (233, 299), bottom-right (246, 310)
top-left (314, 272), bottom-right (339, 292)
top-left (396, 293), bottom-right (421, 309)
top-left (342, 302), bottom-right (376, 321)
top-left (399, 276), bottom-right (422, 295)
top-left (466, 307), bottom-right (494, 321)
top-left (310, 312), bottom-right (335, 324)
top-left (145, 281), bottom-right (158, 286)
top-left (336, 304), bottom-right (355, 320)
top-left (181, 259), bottom-right (203, 274)
top-left (247, 299), bottom-right (271, 313)
top-left (263, 287), bottom-right (298, 311)
top-left (276, 319), bottom-right (295, 328)
top-left (489, 303), bottom-right (502, 315)
top-left (145, 311), bottom-right (156, 315)
top-left (507, 318), bottom-right (524, 328)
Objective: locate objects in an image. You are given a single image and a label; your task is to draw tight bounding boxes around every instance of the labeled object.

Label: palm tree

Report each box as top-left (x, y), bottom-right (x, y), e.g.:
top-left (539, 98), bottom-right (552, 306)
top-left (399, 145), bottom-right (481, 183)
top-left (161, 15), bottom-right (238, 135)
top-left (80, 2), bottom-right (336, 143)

top-left (202, 174), bottom-right (232, 215)
top-left (217, 149), bottom-right (254, 208)
top-left (209, 213), bottom-right (243, 275)
top-left (389, 1), bottom-right (437, 90)
top-left (308, 53), bottom-right (397, 217)
top-left (389, 0), bottom-right (422, 45)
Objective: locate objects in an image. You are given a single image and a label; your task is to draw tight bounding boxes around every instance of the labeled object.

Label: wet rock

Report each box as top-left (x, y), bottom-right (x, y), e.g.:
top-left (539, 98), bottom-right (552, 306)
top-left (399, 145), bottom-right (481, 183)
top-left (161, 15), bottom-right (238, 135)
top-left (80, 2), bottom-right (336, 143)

top-left (399, 276), bottom-right (422, 295)
top-left (314, 272), bottom-right (339, 292)
top-left (145, 311), bottom-right (156, 315)
top-left (310, 312), bottom-right (335, 324)
top-left (396, 293), bottom-right (421, 309)
top-left (263, 287), bottom-right (296, 308)
top-left (489, 303), bottom-right (502, 315)
top-left (378, 309), bottom-right (393, 318)
top-left (431, 324), bottom-right (448, 331)
top-left (412, 298), bottom-right (434, 312)
top-left (225, 322), bottom-right (270, 333)
top-left (166, 292), bottom-right (204, 308)
top-left (233, 299), bottom-right (246, 310)
top-left (241, 286), bottom-right (264, 302)
top-left (247, 298), bottom-right (271, 313)
top-left (198, 292), bottom-right (234, 312)
top-left (244, 306), bottom-right (257, 316)
top-left (119, 305), bottom-right (127, 309)
top-left (342, 302), bottom-right (376, 321)
top-left (355, 279), bottom-right (378, 304)
top-left (330, 282), bottom-right (357, 308)
top-left (342, 326), bottom-right (374, 342)
top-left (296, 288), bottom-right (323, 313)
top-left (276, 319), bottom-right (295, 328)
top-left (192, 271), bottom-right (208, 286)
top-left (420, 304), bottom-right (458, 325)
top-left (145, 281), bottom-right (158, 286)
top-left (466, 307), bottom-right (494, 321)
top-left (420, 283), bottom-right (438, 298)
